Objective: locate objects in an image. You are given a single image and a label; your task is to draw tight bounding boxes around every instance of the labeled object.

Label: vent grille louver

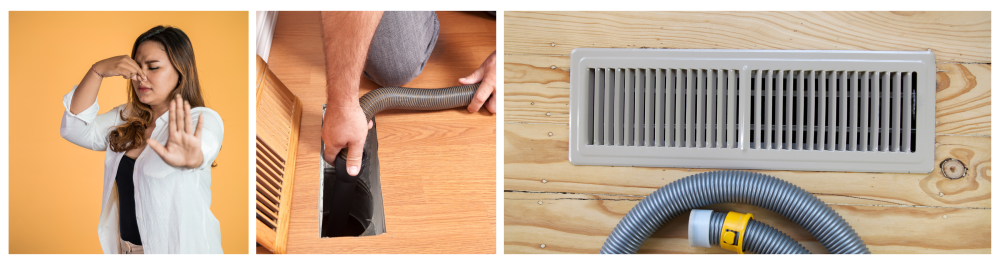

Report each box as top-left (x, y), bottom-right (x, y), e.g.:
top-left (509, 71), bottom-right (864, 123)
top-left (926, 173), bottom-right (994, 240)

top-left (569, 49), bottom-right (935, 173)
top-left (744, 70), bottom-right (916, 152)
top-left (587, 68), bottom-right (741, 149)
top-left (255, 55), bottom-right (302, 254)
top-left (256, 136), bottom-right (284, 229)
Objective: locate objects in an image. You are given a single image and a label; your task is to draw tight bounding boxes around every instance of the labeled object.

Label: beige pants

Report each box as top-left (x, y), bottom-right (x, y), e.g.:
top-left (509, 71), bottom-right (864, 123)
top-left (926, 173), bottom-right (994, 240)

top-left (119, 238), bottom-right (144, 254)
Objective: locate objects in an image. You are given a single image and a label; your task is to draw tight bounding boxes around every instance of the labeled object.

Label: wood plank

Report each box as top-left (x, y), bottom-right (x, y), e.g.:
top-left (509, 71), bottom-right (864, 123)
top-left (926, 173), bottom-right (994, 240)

top-left (265, 11), bottom-right (496, 254)
top-left (284, 203), bottom-right (495, 254)
top-left (504, 192), bottom-right (990, 254)
top-left (504, 55), bottom-right (992, 136)
top-left (504, 11), bottom-right (990, 63)
top-left (505, 123), bottom-right (990, 209)
top-left (936, 63), bottom-right (992, 136)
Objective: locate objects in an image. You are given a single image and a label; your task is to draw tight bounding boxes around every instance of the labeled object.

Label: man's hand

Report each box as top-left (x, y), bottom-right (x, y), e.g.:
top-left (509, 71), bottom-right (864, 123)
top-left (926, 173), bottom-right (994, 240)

top-left (460, 50), bottom-right (497, 114)
top-left (322, 105), bottom-right (373, 176)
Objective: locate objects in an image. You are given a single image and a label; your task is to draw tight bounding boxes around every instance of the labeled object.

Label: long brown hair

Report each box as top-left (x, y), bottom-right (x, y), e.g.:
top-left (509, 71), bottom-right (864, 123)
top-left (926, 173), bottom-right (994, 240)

top-left (108, 25), bottom-right (205, 152)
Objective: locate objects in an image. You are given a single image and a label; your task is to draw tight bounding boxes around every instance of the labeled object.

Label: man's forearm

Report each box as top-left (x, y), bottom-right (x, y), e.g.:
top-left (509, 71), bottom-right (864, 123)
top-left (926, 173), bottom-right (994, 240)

top-left (320, 11), bottom-right (383, 108)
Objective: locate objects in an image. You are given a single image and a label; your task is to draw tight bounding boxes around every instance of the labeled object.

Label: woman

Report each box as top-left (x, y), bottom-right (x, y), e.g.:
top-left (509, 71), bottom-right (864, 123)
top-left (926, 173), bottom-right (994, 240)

top-left (60, 25), bottom-right (224, 254)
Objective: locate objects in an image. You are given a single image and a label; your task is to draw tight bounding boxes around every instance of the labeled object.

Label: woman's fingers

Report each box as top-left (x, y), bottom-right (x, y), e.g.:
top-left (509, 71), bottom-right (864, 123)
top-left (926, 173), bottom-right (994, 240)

top-left (174, 95), bottom-right (185, 135)
top-left (124, 56), bottom-right (147, 81)
top-left (136, 67), bottom-right (146, 82)
top-left (147, 138), bottom-right (167, 156)
top-left (168, 95), bottom-right (178, 135)
top-left (115, 59), bottom-right (145, 82)
top-left (194, 112), bottom-right (204, 138)
top-left (184, 100), bottom-right (193, 135)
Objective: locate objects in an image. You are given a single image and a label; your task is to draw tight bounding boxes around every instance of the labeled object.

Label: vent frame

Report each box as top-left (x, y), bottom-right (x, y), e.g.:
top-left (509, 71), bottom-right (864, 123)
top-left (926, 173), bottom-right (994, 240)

top-left (569, 48), bottom-right (936, 173)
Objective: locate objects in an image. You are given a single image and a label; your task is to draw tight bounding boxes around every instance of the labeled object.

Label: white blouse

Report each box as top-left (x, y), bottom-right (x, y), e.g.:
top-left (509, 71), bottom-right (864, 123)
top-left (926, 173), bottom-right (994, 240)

top-left (59, 86), bottom-right (225, 254)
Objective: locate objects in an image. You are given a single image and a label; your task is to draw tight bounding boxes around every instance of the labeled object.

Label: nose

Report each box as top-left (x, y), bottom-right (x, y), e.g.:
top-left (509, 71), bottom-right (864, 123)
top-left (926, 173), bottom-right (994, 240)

top-left (133, 79), bottom-right (148, 90)
top-left (132, 73), bottom-right (148, 83)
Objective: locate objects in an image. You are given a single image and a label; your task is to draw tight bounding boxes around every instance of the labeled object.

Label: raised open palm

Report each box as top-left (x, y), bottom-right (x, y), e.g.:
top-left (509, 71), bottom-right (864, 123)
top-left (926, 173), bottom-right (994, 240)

top-left (148, 95), bottom-right (204, 169)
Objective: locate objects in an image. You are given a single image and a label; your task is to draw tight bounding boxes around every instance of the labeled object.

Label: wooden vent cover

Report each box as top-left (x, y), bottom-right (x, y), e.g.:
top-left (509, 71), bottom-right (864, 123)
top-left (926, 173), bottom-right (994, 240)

top-left (255, 55), bottom-right (302, 254)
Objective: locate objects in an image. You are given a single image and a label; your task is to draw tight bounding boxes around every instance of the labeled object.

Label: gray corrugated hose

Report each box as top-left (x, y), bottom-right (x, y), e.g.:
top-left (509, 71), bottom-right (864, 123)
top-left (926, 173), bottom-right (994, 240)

top-left (359, 83), bottom-right (480, 121)
top-left (600, 170), bottom-right (869, 254)
top-left (334, 83), bottom-right (481, 159)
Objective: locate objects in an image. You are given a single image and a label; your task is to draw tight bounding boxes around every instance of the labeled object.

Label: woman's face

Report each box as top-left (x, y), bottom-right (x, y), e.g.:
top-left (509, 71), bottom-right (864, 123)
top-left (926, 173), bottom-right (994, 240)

top-left (131, 40), bottom-right (179, 107)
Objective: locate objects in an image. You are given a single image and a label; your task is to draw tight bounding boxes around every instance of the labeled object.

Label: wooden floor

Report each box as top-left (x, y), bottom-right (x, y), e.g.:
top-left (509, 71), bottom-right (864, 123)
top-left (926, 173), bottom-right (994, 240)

top-left (260, 11), bottom-right (496, 254)
top-left (503, 12), bottom-right (990, 254)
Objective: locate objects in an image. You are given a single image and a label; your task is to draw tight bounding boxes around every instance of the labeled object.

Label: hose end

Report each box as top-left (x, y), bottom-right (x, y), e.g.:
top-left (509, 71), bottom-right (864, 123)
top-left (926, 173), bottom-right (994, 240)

top-left (688, 209), bottom-right (713, 248)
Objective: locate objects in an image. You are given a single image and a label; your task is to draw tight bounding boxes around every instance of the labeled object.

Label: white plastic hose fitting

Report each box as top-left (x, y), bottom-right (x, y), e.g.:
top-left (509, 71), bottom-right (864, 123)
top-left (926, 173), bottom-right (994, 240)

top-left (688, 209), bottom-right (713, 248)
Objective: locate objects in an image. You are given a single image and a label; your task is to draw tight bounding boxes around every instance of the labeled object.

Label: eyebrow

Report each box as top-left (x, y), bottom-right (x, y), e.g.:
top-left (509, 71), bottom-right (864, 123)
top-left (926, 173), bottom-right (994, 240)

top-left (144, 60), bottom-right (160, 64)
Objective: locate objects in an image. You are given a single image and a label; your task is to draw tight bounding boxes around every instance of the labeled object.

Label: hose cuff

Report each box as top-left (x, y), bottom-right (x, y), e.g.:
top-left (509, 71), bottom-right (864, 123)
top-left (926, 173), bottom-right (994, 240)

top-left (721, 211), bottom-right (754, 254)
top-left (688, 209), bottom-right (713, 248)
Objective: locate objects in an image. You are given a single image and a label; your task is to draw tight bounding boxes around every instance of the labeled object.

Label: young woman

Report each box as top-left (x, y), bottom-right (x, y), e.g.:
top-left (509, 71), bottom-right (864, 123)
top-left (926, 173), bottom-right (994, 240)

top-left (60, 25), bottom-right (224, 254)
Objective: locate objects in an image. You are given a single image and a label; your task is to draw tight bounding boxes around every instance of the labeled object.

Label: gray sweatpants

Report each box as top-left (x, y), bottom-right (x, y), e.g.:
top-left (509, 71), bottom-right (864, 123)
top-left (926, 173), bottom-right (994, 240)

top-left (363, 11), bottom-right (440, 87)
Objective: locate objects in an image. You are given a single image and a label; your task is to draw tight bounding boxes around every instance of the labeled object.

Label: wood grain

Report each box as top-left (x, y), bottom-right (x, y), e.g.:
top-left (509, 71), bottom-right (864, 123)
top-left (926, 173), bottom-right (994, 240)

top-left (263, 11), bottom-right (496, 254)
top-left (936, 63), bottom-right (992, 136)
top-left (503, 11), bottom-right (991, 254)
top-left (505, 124), bottom-right (990, 209)
top-left (504, 11), bottom-right (991, 63)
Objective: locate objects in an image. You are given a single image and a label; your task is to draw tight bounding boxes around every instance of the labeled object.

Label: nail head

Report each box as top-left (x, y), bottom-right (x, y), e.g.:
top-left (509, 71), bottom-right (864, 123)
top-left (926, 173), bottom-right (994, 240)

top-left (541, 179), bottom-right (548, 183)
top-left (537, 201), bottom-right (543, 205)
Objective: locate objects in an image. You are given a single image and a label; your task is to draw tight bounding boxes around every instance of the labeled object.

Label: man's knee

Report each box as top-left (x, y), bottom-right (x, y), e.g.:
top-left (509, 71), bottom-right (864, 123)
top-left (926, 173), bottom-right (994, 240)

top-left (362, 11), bottom-right (438, 87)
top-left (363, 56), bottom-right (425, 87)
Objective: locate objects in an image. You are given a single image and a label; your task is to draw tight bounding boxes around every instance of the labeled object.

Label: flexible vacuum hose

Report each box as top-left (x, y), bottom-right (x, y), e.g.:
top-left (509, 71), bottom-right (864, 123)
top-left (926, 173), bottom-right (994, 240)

top-left (335, 83), bottom-right (481, 159)
top-left (359, 83), bottom-right (480, 122)
top-left (601, 170), bottom-right (868, 254)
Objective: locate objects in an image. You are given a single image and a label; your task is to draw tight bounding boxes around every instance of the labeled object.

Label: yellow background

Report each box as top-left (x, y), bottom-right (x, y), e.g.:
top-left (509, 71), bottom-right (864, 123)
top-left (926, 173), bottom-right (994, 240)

top-left (8, 11), bottom-right (248, 254)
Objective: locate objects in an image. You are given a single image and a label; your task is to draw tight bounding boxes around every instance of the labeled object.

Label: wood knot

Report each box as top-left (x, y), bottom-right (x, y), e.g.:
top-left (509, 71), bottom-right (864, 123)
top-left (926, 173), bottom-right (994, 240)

top-left (940, 158), bottom-right (967, 179)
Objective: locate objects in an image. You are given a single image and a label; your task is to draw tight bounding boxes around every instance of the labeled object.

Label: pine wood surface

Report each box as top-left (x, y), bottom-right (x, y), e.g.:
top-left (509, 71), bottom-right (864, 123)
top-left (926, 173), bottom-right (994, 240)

top-left (260, 11), bottom-right (497, 254)
top-left (503, 11), bottom-right (990, 254)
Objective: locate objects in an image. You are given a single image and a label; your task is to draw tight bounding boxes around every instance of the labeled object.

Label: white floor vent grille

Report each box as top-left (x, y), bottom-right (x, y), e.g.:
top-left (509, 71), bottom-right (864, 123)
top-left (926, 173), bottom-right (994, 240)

top-left (569, 49), bottom-right (935, 173)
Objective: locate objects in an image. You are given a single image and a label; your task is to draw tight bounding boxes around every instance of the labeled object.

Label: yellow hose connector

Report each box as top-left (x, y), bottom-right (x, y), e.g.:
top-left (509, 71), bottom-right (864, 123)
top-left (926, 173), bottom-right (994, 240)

top-left (720, 211), bottom-right (754, 254)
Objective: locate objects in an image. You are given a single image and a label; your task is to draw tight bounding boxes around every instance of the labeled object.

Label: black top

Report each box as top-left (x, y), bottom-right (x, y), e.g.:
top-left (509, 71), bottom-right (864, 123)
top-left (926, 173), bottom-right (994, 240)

top-left (116, 155), bottom-right (142, 245)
